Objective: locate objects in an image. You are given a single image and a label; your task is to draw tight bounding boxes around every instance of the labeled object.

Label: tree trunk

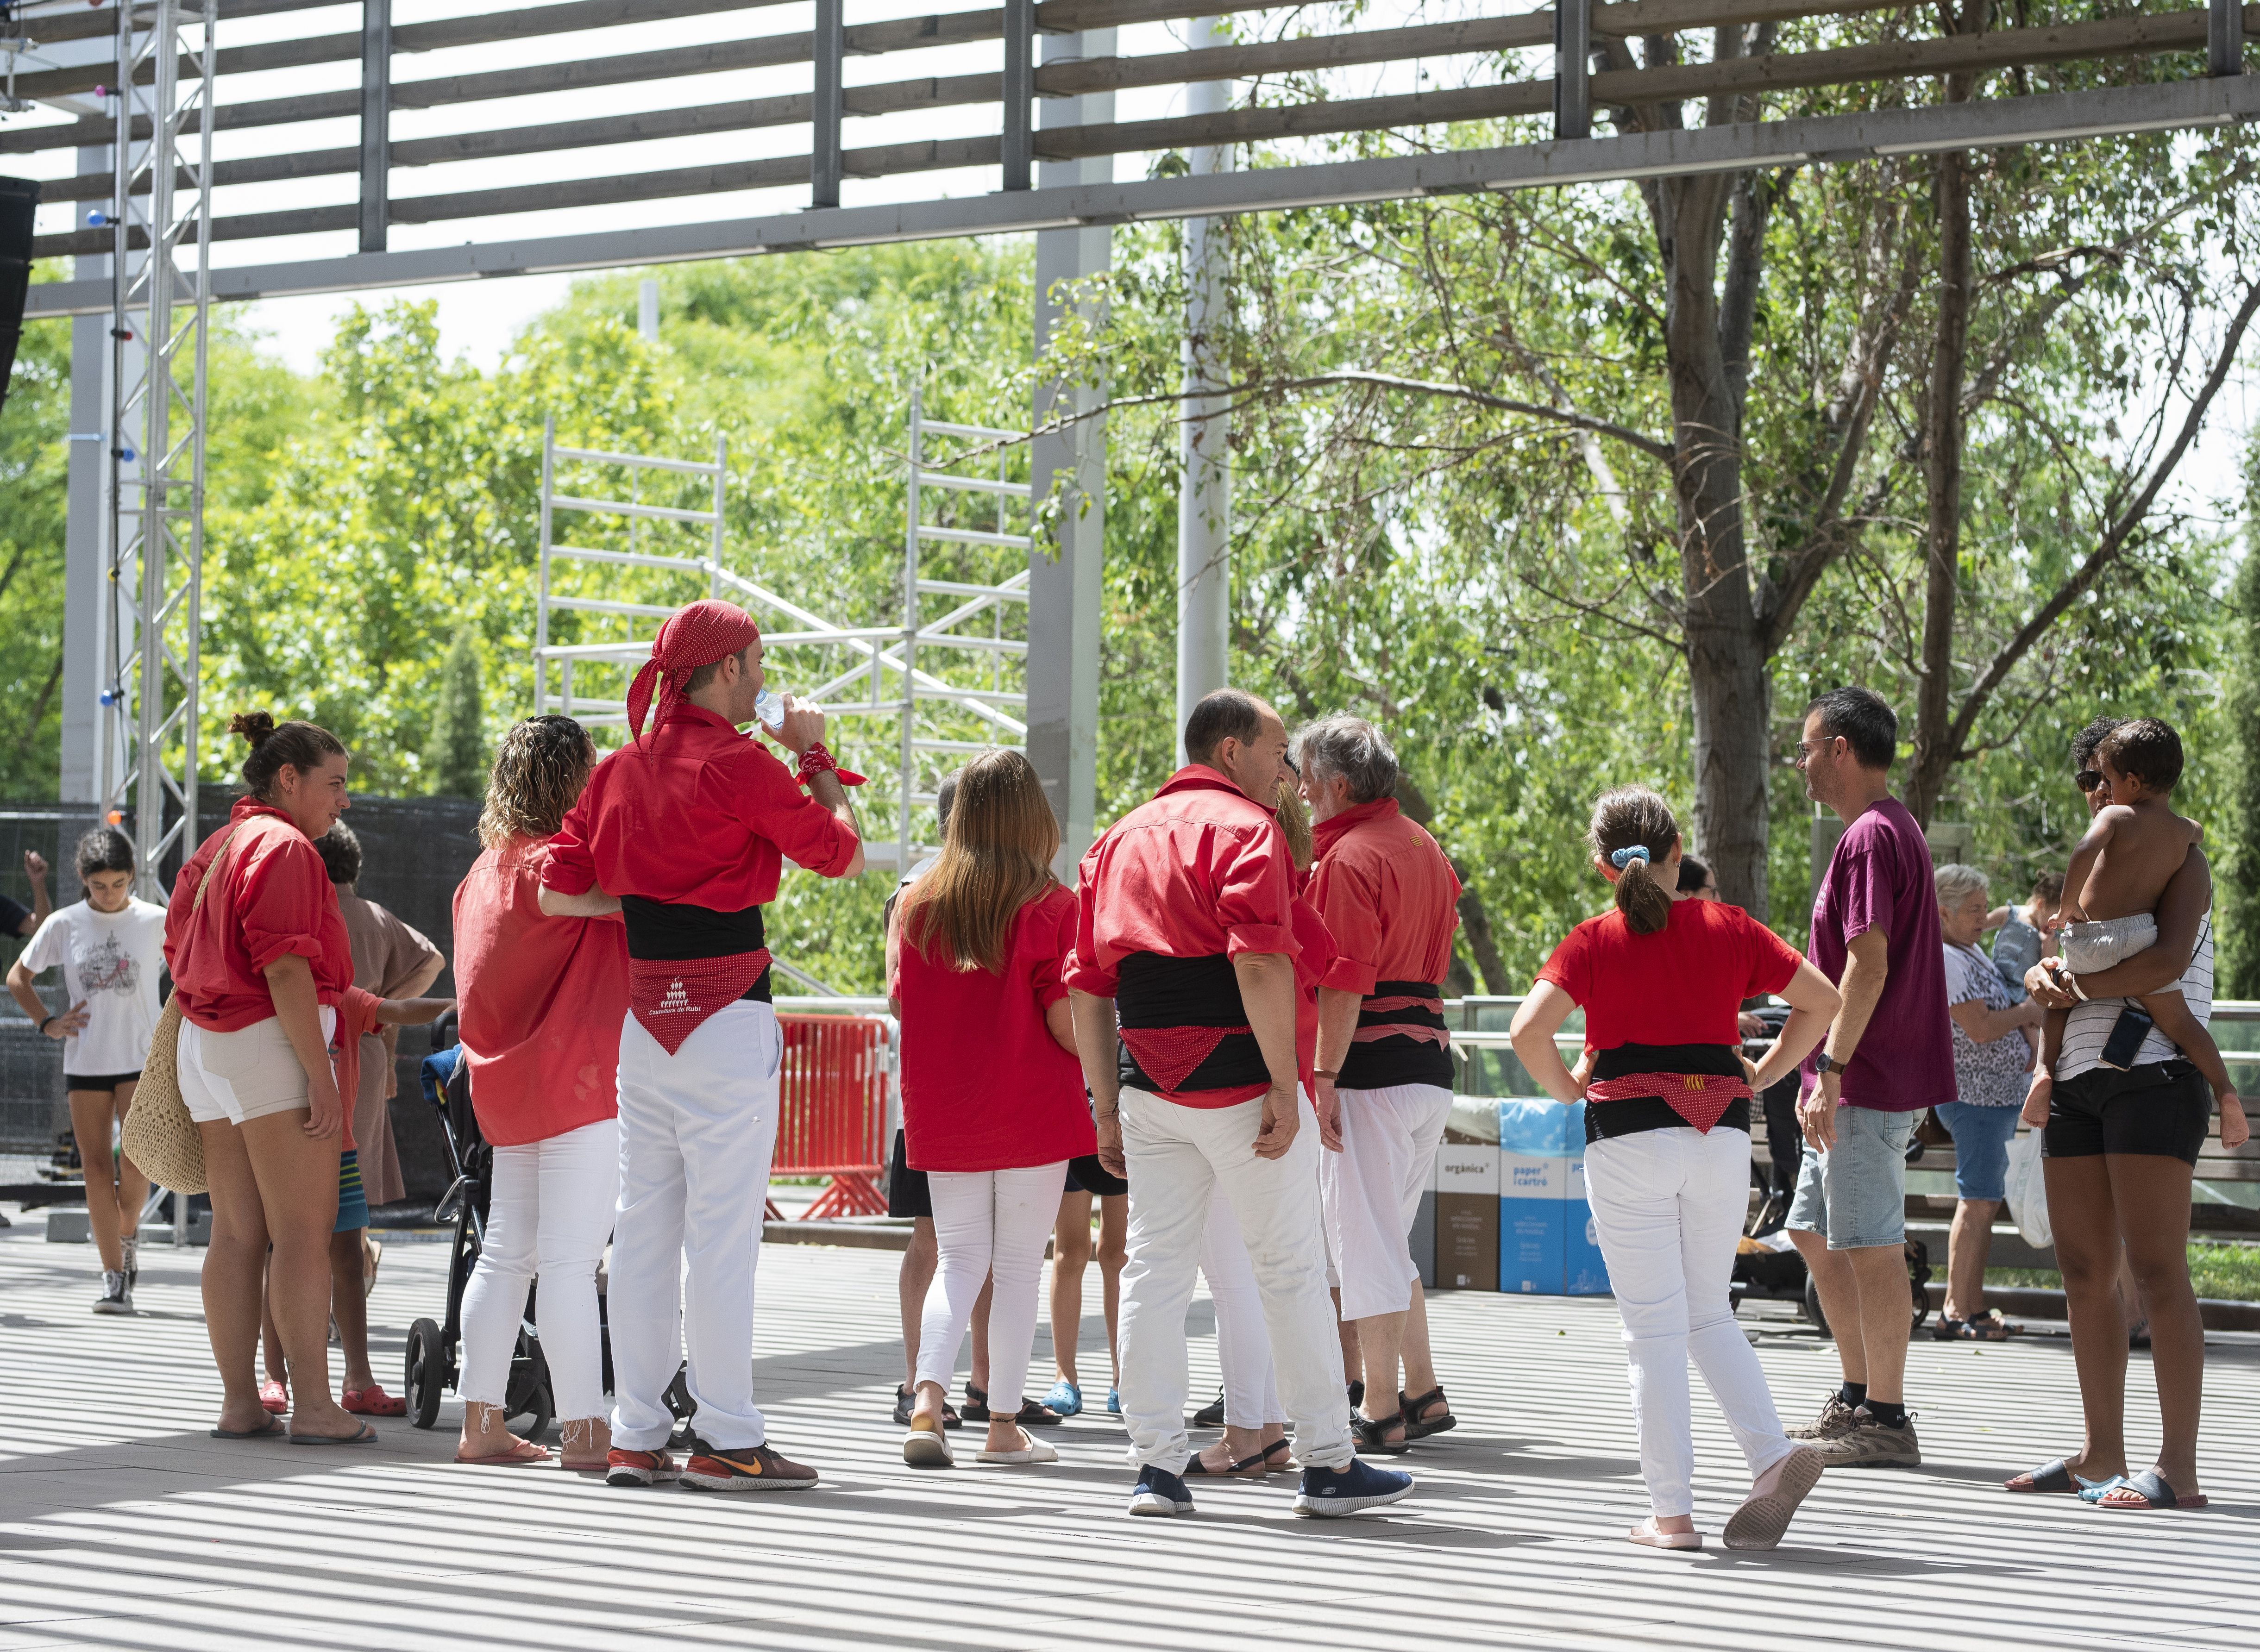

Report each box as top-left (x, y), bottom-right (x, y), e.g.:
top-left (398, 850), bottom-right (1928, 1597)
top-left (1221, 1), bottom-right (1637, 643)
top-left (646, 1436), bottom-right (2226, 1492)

top-left (1393, 771), bottom-right (1513, 993)
top-left (1905, 0), bottom-right (1986, 826)
top-left (1657, 169), bottom-right (1774, 921)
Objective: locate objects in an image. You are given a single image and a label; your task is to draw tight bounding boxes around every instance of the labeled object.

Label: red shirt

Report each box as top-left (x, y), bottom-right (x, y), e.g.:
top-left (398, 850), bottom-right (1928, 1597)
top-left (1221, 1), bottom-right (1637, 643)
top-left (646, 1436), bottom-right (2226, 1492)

top-left (1537, 898), bottom-right (1803, 1049)
top-left (455, 834), bottom-right (631, 1148)
top-left (1289, 885), bottom-right (1336, 1091)
top-left (324, 986), bottom-right (380, 1152)
top-left (542, 705), bottom-right (861, 907)
top-left (165, 798), bottom-right (355, 1032)
top-left (891, 883), bottom-right (1094, 1172)
top-left (1307, 799), bottom-right (1461, 995)
top-left (1069, 766), bottom-right (1303, 1108)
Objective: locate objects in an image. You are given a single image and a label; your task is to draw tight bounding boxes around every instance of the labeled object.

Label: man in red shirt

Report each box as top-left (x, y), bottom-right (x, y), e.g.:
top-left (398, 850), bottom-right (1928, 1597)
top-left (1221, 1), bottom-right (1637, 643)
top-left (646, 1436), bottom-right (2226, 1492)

top-left (1069, 688), bottom-right (1413, 1520)
top-left (1296, 714), bottom-right (1463, 1454)
top-left (541, 599), bottom-right (864, 1493)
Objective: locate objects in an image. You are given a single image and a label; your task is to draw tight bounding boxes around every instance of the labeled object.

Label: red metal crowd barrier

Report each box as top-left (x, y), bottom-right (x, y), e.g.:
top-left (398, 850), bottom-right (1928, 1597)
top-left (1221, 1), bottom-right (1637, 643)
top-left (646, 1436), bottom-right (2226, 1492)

top-left (766, 1013), bottom-right (892, 1221)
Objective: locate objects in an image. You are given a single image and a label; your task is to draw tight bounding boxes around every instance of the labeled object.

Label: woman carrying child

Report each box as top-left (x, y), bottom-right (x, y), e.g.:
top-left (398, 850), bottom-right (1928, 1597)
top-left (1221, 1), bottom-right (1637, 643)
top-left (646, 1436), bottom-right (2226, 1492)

top-left (892, 749), bottom-right (1092, 1469)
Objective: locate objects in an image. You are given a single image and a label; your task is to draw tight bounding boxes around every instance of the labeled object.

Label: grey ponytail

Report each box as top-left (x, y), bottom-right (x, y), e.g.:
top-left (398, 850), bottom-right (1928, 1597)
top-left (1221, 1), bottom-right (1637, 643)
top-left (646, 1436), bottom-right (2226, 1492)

top-left (1588, 786), bottom-right (1681, 937)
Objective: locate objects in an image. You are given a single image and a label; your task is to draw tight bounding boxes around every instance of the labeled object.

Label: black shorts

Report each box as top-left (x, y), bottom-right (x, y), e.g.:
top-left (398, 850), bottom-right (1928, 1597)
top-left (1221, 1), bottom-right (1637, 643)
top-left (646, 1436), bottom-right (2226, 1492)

top-left (2044, 1060), bottom-right (2212, 1167)
top-left (1062, 1153), bottom-right (1128, 1198)
top-left (886, 1129), bottom-right (932, 1220)
top-left (66, 1071), bottom-right (143, 1093)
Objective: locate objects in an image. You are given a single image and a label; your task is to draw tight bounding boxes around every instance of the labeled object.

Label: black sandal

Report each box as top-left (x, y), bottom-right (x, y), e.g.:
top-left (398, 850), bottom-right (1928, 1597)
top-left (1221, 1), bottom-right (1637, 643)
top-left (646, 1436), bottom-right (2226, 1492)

top-left (1183, 1448), bottom-right (1270, 1478)
top-left (2005, 1457), bottom-right (2079, 1494)
top-left (1015, 1399), bottom-right (1063, 1427)
top-left (1261, 1439), bottom-right (1294, 1474)
top-left (1351, 1411), bottom-right (1410, 1454)
top-left (1932, 1312), bottom-right (2012, 1342)
top-left (1399, 1386), bottom-right (1457, 1439)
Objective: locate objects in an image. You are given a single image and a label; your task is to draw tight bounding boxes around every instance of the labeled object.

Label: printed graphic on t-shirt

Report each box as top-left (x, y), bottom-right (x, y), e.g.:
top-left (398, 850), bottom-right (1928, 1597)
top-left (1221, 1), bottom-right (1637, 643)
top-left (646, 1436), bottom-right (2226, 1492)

top-left (74, 930), bottom-right (142, 997)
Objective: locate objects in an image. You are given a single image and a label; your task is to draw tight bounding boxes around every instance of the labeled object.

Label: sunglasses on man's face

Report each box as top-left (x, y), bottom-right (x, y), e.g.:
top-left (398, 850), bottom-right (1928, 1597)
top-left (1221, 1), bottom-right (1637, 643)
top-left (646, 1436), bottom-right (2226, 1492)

top-left (2076, 769), bottom-right (2105, 793)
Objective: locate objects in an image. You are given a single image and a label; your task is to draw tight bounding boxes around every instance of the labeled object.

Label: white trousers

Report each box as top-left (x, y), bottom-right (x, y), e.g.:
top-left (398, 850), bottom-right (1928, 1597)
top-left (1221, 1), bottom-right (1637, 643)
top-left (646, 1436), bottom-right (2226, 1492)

top-left (915, 1162), bottom-right (1067, 1415)
top-left (608, 1001), bottom-right (782, 1453)
top-left (1117, 1087), bottom-right (1350, 1472)
top-left (459, 1115), bottom-right (619, 1421)
top-left (1321, 1082), bottom-right (1453, 1322)
top-left (1200, 1183), bottom-right (1285, 1428)
top-left (1582, 1126), bottom-right (1796, 1517)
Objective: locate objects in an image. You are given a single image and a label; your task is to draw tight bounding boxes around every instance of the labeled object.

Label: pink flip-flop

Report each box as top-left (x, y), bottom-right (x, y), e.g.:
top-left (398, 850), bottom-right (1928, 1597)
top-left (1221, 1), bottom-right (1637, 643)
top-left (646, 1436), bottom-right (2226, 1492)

top-left (1628, 1516), bottom-right (1703, 1550)
top-left (455, 1436), bottom-right (553, 1467)
top-left (258, 1379), bottom-right (290, 1414)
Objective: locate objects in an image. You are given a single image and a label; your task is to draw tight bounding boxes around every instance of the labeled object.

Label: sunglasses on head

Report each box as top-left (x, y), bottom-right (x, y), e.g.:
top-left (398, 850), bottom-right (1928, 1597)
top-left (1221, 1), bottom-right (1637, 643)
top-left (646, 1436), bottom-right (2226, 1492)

top-left (2076, 769), bottom-right (2105, 792)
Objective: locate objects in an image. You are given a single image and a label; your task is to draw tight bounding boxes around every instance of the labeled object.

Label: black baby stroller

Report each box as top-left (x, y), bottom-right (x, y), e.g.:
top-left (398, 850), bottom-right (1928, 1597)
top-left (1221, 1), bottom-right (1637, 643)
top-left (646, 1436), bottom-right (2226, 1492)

top-left (401, 1018), bottom-right (601, 1440)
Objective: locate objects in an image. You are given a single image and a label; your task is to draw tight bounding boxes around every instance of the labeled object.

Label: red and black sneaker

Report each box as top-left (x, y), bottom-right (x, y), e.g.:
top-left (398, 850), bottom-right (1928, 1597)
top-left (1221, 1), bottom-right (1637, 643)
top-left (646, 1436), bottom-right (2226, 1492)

top-left (680, 1438), bottom-right (819, 1492)
top-left (605, 1447), bottom-right (680, 1488)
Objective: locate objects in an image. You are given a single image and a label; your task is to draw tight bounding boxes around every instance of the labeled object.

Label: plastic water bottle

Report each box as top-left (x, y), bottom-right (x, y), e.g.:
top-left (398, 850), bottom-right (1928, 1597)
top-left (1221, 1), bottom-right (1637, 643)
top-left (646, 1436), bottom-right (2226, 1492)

top-left (753, 688), bottom-right (785, 732)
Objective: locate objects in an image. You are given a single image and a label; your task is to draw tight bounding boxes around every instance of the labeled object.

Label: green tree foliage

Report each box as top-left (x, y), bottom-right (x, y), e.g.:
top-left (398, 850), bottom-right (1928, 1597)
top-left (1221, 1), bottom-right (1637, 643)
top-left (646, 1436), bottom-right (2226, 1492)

top-left (2223, 485), bottom-right (2260, 1001)
top-left (0, 312), bottom-right (69, 798)
top-left (425, 628), bottom-right (487, 797)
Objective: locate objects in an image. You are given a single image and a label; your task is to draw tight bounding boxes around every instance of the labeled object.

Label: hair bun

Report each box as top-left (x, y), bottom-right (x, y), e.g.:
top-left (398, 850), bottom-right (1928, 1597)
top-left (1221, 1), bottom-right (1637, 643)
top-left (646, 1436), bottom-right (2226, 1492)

top-left (228, 710), bottom-right (277, 747)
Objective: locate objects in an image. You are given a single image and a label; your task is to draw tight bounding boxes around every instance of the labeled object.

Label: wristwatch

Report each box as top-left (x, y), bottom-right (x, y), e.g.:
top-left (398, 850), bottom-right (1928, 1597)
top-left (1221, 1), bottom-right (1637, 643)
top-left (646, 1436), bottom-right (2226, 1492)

top-left (1813, 1051), bottom-right (1839, 1076)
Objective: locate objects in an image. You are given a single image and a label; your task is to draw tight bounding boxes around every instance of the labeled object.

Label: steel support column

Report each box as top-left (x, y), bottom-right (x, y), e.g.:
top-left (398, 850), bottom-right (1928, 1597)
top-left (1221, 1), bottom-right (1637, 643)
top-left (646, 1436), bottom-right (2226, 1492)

top-left (1175, 16), bottom-right (1230, 754)
top-left (1555, 0), bottom-right (1592, 140)
top-left (62, 140), bottom-right (115, 805)
top-left (812, 0), bottom-right (843, 208)
top-left (2212, 0), bottom-right (2244, 75)
top-left (359, 0), bottom-right (389, 252)
top-left (1028, 25), bottom-right (1113, 877)
top-left (1001, 0), bottom-right (1034, 191)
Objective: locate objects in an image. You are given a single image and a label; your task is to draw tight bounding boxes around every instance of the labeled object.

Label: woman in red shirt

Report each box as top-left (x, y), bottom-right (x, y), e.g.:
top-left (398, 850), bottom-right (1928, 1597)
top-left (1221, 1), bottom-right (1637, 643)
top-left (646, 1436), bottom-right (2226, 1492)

top-left (165, 713), bottom-right (367, 1444)
top-left (891, 749), bottom-right (1093, 1469)
top-left (1509, 787), bottom-right (1841, 1552)
top-left (451, 716), bottom-right (630, 1469)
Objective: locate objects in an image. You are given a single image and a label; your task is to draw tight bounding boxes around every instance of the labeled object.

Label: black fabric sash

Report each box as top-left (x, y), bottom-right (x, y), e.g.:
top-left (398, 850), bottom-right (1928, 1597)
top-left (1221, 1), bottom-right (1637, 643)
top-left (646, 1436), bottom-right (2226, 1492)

top-left (1584, 1042), bottom-right (1749, 1144)
top-left (1114, 951), bottom-right (1269, 1094)
top-left (1337, 978), bottom-right (1454, 1090)
top-left (620, 896), bottom-right (766, 961)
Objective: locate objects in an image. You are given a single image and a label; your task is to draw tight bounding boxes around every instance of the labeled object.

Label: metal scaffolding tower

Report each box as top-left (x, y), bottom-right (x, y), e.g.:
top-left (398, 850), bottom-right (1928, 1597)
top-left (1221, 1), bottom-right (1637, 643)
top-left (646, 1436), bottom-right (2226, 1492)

top-left (96, 0), bottom-right (215, 895)
top-left (531, 392), bottom-right (1029, 876)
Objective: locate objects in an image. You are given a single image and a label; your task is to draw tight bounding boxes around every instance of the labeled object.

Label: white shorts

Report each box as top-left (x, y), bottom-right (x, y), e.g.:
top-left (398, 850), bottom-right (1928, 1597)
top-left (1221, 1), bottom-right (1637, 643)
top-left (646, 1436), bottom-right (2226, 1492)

top-left (1320, 1081), bottom-right (1454, 1322)
top-left (2061, 913), bottom-right (2157, 976)
top-left (178, 1008), bottom-right (337, 1127)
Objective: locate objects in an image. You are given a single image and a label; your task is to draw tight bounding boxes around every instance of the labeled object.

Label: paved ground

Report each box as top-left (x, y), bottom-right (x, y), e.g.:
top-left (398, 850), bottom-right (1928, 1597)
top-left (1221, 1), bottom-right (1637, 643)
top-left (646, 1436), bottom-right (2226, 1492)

top-left (1, 1217), bottom-right (2256, 1652)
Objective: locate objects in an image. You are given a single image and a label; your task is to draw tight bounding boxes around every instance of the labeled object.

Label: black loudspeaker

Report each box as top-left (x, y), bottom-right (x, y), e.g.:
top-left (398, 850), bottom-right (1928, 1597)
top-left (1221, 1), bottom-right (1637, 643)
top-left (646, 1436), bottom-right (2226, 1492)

top-left (0, 175), bottom-right (42, 423)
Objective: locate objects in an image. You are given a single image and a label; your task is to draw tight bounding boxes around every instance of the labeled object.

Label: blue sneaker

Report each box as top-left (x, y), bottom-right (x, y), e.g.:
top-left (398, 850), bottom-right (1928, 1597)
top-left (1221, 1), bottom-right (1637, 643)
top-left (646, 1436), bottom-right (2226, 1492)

top-left (1105, 1387), bottom-right (1121, 1415)
top-left (1128, 1463), bottom-right (1195, 1518)
top-left (1045, 1378), bottom-right (1084, 1418)
top-left (1293, 1458), bottom-right (1414, 1518)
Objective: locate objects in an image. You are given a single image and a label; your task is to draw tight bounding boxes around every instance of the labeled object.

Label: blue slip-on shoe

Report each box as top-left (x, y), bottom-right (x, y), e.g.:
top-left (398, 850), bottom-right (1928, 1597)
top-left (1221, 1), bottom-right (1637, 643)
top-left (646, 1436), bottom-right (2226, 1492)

top-left (1045, 1378), bottom-right (1084, 1418)
top-left (1127, 1463), bottom-right (1195, 1518)
top-left (1293, 1457), bottom-right (1414, 1518)
top-left (1105, 1387), bottom-right (1122, 1415)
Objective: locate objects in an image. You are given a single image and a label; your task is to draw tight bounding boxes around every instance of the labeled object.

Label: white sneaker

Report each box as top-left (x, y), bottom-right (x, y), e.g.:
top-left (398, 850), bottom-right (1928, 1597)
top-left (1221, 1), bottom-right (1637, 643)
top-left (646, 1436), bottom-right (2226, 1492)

top-left (120, 1233), bottom-right (139, 1286)
top-left (93, 1271), bottom-right (133, 1315)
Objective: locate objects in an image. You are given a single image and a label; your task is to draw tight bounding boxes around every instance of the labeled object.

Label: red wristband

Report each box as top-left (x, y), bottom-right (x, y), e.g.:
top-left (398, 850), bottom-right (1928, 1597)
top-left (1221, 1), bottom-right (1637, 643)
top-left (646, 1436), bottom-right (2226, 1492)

top-left (796, 741), bottom-right (866, 788)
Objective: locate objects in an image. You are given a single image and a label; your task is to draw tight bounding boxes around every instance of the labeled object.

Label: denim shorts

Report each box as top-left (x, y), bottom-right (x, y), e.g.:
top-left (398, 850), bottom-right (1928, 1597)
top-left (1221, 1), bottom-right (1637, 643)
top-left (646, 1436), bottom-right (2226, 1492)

top-left (1786, 1104), bottom-right (1915, 1251)
top-left (1934, 1101), bottom-right (2022, 1203)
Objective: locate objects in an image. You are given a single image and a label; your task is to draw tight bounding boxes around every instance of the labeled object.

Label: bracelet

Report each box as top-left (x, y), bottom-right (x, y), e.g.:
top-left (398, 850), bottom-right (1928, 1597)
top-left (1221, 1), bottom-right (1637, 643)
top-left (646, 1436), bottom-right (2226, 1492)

top-left (1313, 1068), bottom-right (1339, 1081)
top-left (38, 1014), bottom-right (56, 1034)
top-left (794, 740), bottom-right (867, 788)
top-left (2066, 970), bottom-right (2089, 1002)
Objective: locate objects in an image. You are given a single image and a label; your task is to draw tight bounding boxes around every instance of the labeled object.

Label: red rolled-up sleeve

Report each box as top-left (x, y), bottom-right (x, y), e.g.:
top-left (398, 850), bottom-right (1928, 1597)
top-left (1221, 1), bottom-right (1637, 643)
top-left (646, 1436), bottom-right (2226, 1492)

top-left (1311, 860), bottom-right (1382, 995)
top-left (1213, 824), bottom-right (1299, 961)
top-left (236, 838), bottom-right (337, 974)
top-left (730, 751), bottom-right (860, 877)
top-left (541, 793), bottom-right (598, 895)
top-left (1065, 851), bottom-right (1118, 996)
top-left (1031, 894), bottom-right (1074, 1010)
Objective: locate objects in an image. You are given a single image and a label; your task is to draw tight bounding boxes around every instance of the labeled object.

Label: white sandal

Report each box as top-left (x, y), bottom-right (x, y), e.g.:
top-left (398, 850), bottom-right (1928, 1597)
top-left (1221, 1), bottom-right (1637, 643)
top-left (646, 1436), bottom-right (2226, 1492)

top-left (976, 1433), bottom-right (1060, 1465)
top-left (1724, 1446), bottom-right (1823, 1551)
top-left (902, 1416), bottom-right (954, 1468)
top-left (1627, 1516), bottom-right (1703, 1550)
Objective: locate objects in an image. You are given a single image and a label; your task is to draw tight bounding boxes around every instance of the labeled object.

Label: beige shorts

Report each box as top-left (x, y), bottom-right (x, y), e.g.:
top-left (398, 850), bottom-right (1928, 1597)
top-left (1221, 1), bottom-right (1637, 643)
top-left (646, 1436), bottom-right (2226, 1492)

top-left (178, 1008), bottom-right (338, 1128)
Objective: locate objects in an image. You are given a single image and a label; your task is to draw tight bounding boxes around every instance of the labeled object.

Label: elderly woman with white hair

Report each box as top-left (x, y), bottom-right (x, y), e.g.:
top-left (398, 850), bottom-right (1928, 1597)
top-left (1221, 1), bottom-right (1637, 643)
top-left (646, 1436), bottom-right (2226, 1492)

top-left (1932, 862), bottom-right (2043, 1341)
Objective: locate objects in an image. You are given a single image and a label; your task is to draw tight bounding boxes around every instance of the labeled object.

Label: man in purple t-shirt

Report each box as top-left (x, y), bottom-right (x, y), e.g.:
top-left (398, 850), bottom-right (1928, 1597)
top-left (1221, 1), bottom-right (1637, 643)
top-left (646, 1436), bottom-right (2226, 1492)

top-left (1782, 686), bottom-right (1953, 1470)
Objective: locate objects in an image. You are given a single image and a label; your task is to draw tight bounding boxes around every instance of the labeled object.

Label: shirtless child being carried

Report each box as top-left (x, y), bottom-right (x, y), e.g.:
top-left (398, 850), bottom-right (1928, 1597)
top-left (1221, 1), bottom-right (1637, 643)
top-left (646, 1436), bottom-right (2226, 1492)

top-left (2022, 718), bottom-right (2247, 1147)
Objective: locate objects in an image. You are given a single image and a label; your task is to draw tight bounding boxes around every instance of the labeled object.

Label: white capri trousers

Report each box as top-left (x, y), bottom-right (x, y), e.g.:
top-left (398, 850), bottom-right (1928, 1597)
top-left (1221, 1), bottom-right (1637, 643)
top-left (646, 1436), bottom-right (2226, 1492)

top-left (607, 1000), bottom-right (783, 1454)
top-left (1116, 1086), bottom-right (1351, 1474)
top-left (458, 1115), bottom-right (620, 1423)
top-left (1200, 1182), bottom-right (1284, 1429)
top-left (1320, 1082), bottom-right (1453, 1322)
top-left (1582, 1125), bottom-right (1797, 1518)
top-left (915, 1161), bottom-right (1068, 1417)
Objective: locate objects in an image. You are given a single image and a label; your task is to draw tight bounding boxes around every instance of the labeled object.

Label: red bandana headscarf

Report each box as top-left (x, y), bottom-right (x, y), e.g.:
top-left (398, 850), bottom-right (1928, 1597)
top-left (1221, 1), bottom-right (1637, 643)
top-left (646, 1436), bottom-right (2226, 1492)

top-left (627, 599), bottom-right (761, 751)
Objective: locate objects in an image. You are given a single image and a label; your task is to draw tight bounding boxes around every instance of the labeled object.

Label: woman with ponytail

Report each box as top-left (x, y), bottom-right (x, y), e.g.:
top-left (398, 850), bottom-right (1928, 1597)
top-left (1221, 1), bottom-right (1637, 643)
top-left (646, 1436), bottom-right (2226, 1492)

top-left (1508, 787), bottom-right (1844, 1551)
top-left (163, 712), bottom-right (370, 1443)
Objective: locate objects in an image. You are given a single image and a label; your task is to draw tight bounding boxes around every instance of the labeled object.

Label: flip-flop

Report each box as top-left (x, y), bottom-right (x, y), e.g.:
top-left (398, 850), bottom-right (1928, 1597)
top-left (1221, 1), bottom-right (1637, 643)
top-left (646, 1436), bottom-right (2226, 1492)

top-left (2077, 1475), bottom-right (2130, 1504)
top-left (2006, 1457), bottom-right (2083, 1494)
top-left (1627, 1516), bottom-right (1702, 1550)
top-left (1933, 1313), bottom-right (2012, 1342)
top-left (2096, 1469), bottom-right (2208, 1511)
top-left (289, 1423), bottom-right (379, 1446)
top-left (454, 1437), bottom-right (552, 1466)
top-left (209, 1416), bottom-right (287, 1439)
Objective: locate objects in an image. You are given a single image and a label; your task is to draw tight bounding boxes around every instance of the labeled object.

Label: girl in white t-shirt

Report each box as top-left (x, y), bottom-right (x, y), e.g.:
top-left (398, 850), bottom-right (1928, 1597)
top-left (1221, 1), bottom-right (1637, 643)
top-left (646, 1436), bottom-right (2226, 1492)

top-left (6, 828), bottom-right (169, 1314)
